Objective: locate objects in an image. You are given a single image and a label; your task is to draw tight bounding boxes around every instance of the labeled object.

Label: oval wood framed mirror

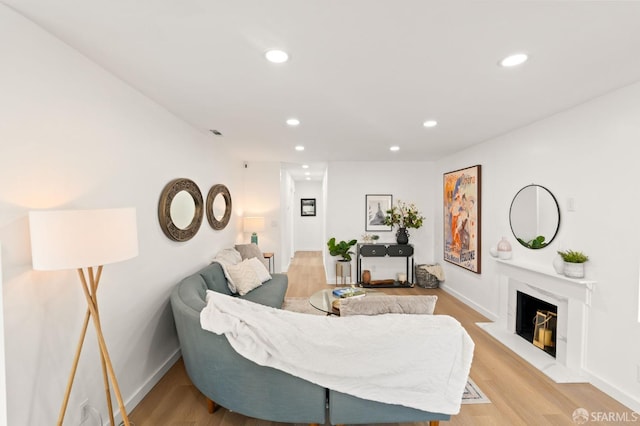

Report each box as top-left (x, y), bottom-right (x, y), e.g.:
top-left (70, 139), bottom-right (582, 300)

top-left (206, 184), bottom-right (232, 230)
top-left (158, 178), bottom-right (204, 241)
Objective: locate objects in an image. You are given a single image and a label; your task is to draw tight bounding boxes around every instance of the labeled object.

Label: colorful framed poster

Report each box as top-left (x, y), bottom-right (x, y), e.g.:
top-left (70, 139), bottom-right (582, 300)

top-left (444, 165), bottom-right (481, 273)
top-left (365, 194), bottom-right (392, 232)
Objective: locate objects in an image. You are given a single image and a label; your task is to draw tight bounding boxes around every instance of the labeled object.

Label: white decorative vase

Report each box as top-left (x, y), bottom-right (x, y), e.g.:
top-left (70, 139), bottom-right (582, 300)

top-left (563, 262), bottom-right (585, 279)
top-left (497, 237), bottom-right (512, 260)
top-left (489, 246), bottom-right (498, 258)
top-left (552, 255), bottom-right (565, 274)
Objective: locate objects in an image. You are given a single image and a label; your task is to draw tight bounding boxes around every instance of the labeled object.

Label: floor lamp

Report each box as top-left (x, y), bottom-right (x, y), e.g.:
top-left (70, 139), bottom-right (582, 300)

top-left (29, 208), bottom-right (138, 426)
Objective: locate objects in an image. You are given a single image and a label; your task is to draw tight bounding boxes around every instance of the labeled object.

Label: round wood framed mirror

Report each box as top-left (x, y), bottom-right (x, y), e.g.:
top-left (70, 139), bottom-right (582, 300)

top-left (158, 178), bottom-right (204, 241)
top-left (206, 184), bottom-right (232, 230)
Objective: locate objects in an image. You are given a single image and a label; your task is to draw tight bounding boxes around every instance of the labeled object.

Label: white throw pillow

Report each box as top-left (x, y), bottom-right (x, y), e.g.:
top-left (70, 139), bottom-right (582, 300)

top-left (213, 248), bottom-right (243, 293)
top-left (227, 259), bottom-right (262, 296)
top-left (214, 260), bottom-right (238, 293)
top-left (246, 257), bottom-right (272, 283)
top-left (214, 248), bottom-right (242, 265)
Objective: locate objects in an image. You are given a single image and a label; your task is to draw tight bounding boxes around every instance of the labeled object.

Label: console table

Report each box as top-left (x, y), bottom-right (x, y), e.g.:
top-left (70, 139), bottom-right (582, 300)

top-left (356, 243), bottom-right (414, 288)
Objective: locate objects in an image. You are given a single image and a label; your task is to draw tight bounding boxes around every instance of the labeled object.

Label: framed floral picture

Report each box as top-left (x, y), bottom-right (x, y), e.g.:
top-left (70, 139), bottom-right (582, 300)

top-left (443, 165), bottom-right (481, 273)
top-left (365, 194), bottom-right (392, 232)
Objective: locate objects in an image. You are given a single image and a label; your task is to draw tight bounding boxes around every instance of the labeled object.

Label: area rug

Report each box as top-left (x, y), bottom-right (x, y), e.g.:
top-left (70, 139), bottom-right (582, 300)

top-left (282, 297), bottom-right (491, 404)
top-left (461, 378), bottom-right (491, 404)
top-left (282, 297), bottom-right (323, 315)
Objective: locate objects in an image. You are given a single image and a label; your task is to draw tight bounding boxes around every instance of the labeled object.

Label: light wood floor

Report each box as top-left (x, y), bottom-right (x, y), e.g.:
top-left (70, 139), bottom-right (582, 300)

top-left (130, 251), bottom-right (631, 425)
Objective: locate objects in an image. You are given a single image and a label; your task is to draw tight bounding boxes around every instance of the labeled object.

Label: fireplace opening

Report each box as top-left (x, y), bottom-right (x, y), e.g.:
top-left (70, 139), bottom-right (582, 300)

top-left (516, 291), bottom-right (557, 358)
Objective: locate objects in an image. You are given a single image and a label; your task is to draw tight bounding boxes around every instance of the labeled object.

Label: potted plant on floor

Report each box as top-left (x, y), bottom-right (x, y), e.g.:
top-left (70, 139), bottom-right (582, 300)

top-left (557, 249), bottom-right (589, 278)
top-left (327, 237), bottom-right (357, 283)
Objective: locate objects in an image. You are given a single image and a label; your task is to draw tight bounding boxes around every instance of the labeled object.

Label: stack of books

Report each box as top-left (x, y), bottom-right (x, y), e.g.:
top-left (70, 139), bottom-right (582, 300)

top-left (332, 287), bottom-right (366, 299)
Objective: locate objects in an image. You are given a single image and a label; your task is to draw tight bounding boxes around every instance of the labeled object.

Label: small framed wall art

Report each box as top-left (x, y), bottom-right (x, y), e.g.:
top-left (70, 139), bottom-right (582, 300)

top-left (365, 194), bottom-right (392, 232)
top-left (443, 165), bottom-right (481, 273)
top-left (301, 198), bottom-right (316, 216)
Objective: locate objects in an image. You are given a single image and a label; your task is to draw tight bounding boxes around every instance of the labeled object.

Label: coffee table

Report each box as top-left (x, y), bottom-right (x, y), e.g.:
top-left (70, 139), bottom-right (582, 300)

top-left (309, 288), bottom-right (380, 315)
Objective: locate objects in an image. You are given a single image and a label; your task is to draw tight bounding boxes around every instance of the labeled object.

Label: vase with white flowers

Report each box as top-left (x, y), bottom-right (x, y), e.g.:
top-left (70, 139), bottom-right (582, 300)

top-left (384, 200), bottom-right (425, 244)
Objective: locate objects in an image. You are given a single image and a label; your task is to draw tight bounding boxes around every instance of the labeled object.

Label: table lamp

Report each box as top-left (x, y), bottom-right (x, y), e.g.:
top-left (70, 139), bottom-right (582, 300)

top-left (29, 208), bottom-right (138, 426)
top-left (243, 216), bottom-right (265, 245)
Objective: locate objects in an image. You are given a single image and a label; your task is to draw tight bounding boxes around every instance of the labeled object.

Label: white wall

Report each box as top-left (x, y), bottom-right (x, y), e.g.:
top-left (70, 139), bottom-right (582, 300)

top-left (435, 82), bottom-right (640, 411)
top-left (280, 169), bottom-right (295, 272)
top-left (294, 180), bottom-right (324, 251)
top-left (325, 161), bottom-right (436, 283)
top-left (0, 7), bottom-right (241, 425)
top-left (240, 162), bottom-right (283, 271)
top-left (0, 244), bottom-right (6, 426)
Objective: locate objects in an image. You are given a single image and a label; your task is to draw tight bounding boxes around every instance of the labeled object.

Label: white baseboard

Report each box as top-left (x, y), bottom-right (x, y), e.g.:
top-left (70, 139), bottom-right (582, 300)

top-left (439, 284), bottom-right (498, 321)
top-left (109, 348), bottom-right (182, 426)
top-left (584, 368), bottom-right (640, 414)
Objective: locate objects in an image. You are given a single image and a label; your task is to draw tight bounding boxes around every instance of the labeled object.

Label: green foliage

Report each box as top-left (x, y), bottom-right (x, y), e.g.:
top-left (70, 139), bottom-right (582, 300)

top-left (327, 237), bottom-right (358, 261)
top-left (517, 235), bottom-right (547, 249)
top-left (383, 200), bottom-right (424, 229)
top-left (557, 249), bottom-right (589, 263)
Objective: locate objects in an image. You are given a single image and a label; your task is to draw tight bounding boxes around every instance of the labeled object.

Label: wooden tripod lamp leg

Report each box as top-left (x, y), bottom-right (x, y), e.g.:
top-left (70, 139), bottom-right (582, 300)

top-left (57, 267), bottom-right (130, 426)
top-left (56, 308), bottom-right (91, 426)
top-left (78, 268), bottom-right (131, 426)
top-left (88, 267), bottom-right (116, 426)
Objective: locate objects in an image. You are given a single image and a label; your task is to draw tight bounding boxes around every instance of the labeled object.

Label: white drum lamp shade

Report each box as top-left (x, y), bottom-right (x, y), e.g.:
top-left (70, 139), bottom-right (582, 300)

top-left (29, 208), bottom-right (138, 271)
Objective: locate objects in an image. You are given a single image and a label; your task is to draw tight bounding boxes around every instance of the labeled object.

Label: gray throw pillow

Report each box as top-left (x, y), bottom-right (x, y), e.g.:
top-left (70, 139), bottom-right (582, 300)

top-left (339, 295), bottom-right (438, 316)
top-left (235, 243), bottom-right (269, 270)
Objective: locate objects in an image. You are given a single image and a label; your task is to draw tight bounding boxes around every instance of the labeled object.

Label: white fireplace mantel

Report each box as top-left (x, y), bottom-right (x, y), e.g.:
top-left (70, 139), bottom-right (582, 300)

top-left (477, 258), bottom-right (597, 383)
top-left (494, 258), bottom-right (596, 306)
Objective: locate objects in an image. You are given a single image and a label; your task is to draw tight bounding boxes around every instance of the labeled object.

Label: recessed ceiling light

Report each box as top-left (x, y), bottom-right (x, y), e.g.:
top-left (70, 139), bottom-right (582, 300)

top-left (306, 177), bottom-right (311, 181)
top-left (295, 145), bottom-right (305, 151)
top-left (265, 49), bottom-right (289, 63)
top-left (423, 120), bottom-right (438, 128)
top-left (286, 118), bottom-right (300, 126)
top-left (304, 172), bottom-right (310, 176)
top-left (499, 53), bottom-right (528, 67)
top-left (302, 164), bottom-right (309, 169)
top-left (390, 146), bottom-right (400, 152)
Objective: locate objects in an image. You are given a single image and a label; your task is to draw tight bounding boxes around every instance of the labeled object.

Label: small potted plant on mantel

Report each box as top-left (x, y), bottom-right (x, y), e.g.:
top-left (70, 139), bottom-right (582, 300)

top-left (557, 249), bottom-right (589, 278)
top-left (327, 237), bottom-right (358, 283)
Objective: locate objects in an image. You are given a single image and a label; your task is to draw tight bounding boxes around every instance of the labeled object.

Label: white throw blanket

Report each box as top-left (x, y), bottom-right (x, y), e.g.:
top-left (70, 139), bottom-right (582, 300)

top-left (200, 291), bottom-right (474, 415)
top-left (420, 263), bottom-right (446, 281)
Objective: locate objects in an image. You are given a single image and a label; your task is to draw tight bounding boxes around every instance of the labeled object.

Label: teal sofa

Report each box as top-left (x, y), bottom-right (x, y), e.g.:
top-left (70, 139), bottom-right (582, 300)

top-left (170, 261), bottom-right (327, 424)
top-left (171, 261), bottom-right (452, 426)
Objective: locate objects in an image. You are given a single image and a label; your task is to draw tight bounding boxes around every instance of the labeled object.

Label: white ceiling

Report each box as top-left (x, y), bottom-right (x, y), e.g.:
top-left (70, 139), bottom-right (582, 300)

top-left (4, 1), bottom-right (640, 180)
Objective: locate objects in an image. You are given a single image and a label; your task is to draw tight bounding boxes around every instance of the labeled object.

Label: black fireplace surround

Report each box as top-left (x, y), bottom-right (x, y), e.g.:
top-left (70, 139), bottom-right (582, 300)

top-left (516, 291), bottom-right (557, 357)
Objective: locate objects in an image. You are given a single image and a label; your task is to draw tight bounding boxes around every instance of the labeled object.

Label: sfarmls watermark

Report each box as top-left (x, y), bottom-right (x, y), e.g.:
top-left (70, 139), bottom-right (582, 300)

top-left (573, 408), bottom-right (639, 423)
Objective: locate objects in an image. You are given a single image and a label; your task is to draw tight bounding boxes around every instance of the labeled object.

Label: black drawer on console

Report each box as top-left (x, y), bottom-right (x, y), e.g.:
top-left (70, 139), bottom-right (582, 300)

top-left (386, 245), bottom-right (414, 257)
top-left (359, 245), bottom-right (386, 257)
